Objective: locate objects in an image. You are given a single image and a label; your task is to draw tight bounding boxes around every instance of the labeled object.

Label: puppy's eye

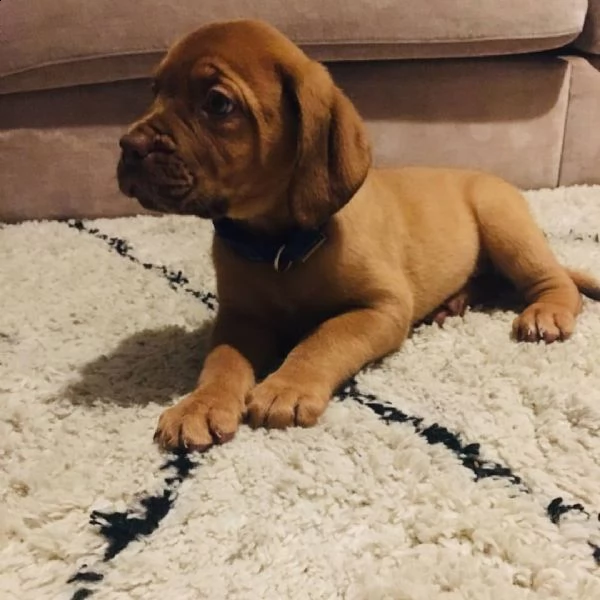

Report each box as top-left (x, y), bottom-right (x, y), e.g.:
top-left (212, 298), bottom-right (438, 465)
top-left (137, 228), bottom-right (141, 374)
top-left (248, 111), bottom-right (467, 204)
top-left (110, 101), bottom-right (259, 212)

top-left (203, 88), bottom-right (235, 117)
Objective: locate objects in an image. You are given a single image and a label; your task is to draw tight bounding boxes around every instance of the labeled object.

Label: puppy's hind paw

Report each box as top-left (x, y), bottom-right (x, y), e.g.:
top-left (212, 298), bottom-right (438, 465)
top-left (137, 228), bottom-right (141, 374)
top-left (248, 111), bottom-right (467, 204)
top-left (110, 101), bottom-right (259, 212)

top-left (512, 303), bottom-right (575, 344)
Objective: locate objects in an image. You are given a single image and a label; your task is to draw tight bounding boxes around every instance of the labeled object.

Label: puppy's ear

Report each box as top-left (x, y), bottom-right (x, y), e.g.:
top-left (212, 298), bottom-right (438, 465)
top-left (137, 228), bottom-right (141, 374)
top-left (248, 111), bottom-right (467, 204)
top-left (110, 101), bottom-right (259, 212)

top-left (282, 61), bottom-right (371, 229)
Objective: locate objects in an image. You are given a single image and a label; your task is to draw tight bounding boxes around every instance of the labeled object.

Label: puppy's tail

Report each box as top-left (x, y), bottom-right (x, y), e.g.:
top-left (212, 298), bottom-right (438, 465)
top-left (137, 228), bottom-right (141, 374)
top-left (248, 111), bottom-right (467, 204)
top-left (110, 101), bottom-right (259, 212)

top-left (567, 268), bottom-right (600, 301)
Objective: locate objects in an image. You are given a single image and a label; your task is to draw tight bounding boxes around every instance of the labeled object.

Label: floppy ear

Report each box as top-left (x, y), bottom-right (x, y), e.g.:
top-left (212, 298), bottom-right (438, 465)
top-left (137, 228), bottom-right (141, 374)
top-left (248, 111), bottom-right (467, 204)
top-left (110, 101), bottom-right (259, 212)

top-left (282, 61), bottom-right (372, 229)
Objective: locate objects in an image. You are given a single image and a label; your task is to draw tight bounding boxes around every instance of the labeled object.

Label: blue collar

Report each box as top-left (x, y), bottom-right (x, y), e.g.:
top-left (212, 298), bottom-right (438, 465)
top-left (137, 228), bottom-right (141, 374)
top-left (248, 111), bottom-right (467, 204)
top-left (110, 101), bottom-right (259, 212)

top-left (213, 218), bottom-right (327, 272)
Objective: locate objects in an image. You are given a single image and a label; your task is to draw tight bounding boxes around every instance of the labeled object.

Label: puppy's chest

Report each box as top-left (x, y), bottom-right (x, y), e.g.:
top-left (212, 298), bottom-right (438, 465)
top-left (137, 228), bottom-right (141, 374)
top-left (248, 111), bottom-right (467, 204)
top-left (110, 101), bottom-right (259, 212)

top-left (216, 237), bottom-right (368, 335)
top-left (245, 265), bottom-right (355, 329)
top-left (267, 270), bottom-right (348, 313)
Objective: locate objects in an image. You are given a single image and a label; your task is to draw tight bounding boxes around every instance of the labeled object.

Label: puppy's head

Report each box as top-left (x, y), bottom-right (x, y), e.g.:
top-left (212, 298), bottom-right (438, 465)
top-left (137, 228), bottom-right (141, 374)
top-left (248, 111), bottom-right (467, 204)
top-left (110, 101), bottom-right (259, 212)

top-left (117, 19), bottom-right (371, 229)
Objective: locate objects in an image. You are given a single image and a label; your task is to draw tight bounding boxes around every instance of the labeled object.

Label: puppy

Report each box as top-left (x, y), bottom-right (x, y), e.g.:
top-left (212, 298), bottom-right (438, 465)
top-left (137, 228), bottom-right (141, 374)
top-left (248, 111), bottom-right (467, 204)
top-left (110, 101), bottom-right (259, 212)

top-left (117, 19), bottom-right (600, 452)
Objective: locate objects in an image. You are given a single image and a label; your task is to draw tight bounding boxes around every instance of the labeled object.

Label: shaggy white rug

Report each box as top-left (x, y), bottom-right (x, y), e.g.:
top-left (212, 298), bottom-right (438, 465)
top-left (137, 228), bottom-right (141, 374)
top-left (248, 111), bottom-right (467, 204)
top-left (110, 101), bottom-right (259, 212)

top-left (1, 186), bottom-right (600, 600)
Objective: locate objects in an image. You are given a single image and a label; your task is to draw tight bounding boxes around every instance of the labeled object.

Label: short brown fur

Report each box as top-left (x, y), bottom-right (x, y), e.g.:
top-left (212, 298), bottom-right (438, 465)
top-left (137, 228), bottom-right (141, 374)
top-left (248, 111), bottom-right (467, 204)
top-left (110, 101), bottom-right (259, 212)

top-left (117, 19), bottom-right (600, 452)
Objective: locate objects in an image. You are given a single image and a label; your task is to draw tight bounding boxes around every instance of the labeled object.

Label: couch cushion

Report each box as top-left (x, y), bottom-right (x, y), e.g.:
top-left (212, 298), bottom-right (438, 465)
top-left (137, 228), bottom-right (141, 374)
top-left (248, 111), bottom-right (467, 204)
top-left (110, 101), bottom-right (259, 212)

top-left (574, 0), bottom-right (600, 54)
top-left (0, 0), bottom-right (588, 95)
top-left (0, 56), bottom-right (579, 222)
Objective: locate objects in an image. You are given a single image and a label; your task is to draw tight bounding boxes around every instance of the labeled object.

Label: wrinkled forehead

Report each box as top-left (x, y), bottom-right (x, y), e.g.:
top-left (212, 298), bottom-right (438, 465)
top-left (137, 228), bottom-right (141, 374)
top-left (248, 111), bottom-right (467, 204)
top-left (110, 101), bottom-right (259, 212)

top-left (155, 20), bottom-right (304, 91)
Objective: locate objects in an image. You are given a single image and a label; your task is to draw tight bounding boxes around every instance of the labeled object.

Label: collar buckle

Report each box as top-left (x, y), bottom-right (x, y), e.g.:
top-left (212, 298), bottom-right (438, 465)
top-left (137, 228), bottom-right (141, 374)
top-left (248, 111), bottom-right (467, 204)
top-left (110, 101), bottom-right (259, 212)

top-left (273, 245), bottom-right (292, 273)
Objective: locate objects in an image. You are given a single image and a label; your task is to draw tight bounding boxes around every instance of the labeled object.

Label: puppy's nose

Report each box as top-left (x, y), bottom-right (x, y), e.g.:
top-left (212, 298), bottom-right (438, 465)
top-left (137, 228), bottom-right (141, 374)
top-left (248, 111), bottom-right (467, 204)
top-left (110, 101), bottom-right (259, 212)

top-left (119, 132), bottom-right (154, 163)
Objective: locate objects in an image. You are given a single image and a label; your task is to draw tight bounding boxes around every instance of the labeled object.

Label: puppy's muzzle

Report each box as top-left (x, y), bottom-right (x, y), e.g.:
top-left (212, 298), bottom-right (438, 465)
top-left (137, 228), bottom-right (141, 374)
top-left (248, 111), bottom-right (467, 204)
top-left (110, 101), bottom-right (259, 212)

top-left (117, 130), bottom-right (194, 210)
top-left (118, 131), bottom-right (171, 199)
top-left (117, 129), bottom-right (227, 219)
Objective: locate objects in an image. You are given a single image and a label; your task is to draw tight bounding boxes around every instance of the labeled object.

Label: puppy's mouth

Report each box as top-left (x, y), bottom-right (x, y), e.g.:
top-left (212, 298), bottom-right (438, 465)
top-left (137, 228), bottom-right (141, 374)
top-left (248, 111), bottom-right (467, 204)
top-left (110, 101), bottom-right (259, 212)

top-left (117, 154), bottom-right (228, 219)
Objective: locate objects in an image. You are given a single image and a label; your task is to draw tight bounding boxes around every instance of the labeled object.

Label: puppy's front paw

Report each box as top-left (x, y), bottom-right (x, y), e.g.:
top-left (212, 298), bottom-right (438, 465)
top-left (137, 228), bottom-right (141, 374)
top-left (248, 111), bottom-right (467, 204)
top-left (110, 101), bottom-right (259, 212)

top-left (154, 390), bottom-right (242, 452)
top-left (512, 302), bottom-right (575, 343)
top-left (245, 377), bottom-right (329, 430)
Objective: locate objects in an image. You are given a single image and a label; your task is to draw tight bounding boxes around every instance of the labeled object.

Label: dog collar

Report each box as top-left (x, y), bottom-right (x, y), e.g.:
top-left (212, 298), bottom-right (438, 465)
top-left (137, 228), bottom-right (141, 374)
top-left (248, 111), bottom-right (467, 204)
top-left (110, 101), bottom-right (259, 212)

top-left (212, 218), bottom-right (327, 272)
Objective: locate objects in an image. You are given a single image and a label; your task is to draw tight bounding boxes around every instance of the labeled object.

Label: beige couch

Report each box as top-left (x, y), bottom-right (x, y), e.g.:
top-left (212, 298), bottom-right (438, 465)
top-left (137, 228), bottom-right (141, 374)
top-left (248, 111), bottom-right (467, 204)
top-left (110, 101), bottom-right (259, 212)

top-left (1, 1), bottom-right (600, 222)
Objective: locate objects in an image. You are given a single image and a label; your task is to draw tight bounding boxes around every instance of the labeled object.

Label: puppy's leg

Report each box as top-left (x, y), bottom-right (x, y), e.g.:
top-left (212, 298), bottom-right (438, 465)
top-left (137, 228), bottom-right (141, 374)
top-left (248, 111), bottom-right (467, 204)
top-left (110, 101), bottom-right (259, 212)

top-left (154, 310), bottom-right (278, 451)
top-left (246, 298), bottom-right (411, 429)
top-left (473, 177), bottom-right (581, 343)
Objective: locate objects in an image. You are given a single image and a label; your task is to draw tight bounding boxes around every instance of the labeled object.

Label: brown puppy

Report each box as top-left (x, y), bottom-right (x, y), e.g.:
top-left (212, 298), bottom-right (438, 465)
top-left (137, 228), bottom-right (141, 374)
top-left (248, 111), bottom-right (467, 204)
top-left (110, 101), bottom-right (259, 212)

top-left (117, 19), bottom-right (600, 452)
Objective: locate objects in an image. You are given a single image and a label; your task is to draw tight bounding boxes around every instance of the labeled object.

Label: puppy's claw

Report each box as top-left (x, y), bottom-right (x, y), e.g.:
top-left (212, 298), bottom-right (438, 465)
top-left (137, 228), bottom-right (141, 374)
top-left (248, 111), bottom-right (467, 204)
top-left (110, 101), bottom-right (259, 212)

top-left (212, 428), bottom-right (235, 444)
